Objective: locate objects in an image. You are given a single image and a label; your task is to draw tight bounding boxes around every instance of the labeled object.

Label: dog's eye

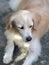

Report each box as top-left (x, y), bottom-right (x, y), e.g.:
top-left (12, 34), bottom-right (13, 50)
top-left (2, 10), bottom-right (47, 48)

top-left (29, 25), bottom-right (33, 28)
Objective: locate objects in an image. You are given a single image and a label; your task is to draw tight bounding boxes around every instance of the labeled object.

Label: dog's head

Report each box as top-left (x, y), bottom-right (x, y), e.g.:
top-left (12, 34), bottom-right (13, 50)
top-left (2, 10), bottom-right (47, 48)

top-left (6, 10), bottom-right (41, 42)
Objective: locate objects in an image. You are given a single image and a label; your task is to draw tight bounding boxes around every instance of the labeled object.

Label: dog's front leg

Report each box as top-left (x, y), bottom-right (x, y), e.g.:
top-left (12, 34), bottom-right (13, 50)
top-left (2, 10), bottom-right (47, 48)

top-left (22, 39), bottom-right (41, 65)
top-left (3, 40), bottom-right (14, 64)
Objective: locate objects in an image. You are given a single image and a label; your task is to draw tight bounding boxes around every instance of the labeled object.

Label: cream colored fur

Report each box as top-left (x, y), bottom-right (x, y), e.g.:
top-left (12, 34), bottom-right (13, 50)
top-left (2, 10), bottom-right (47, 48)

top-left (3, 0), bottom-right (49, 65)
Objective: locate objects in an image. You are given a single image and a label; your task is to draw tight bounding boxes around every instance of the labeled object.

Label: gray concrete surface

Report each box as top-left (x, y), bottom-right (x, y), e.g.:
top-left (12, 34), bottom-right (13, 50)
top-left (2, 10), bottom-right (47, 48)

top-left (0, 0), bottom-right (49, 65)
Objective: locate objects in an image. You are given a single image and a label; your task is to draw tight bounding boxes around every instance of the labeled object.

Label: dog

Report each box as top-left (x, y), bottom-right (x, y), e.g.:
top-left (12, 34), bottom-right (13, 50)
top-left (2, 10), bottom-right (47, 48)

top-left (3, 0), bottom-right (49, 65)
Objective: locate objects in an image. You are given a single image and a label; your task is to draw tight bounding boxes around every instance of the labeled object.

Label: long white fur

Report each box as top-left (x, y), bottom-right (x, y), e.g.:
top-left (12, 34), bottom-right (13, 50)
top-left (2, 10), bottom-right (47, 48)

top-left (3, 30), bottom-right (41, 65)
top-left (3, 0), bottom-right (42, 64)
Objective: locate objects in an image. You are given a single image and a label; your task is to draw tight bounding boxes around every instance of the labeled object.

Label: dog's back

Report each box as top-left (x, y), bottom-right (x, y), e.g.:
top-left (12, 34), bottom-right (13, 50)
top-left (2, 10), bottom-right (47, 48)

top-left (9, 0), bottom-right (49, 11)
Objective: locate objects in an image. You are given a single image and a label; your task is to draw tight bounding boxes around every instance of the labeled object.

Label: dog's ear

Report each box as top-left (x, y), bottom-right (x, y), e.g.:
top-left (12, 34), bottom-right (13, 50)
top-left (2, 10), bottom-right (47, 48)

top-left (5, 13), bottom-right (16, 29)
top-left (5, 13), bottom-right (12, 29)
top-left (32, 13), bottom-right (41, 30)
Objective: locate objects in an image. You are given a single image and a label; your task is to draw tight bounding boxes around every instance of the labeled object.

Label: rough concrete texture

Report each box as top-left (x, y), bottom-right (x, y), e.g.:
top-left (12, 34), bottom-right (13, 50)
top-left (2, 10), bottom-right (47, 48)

top-left (0, 0), bottom-right (49, 65)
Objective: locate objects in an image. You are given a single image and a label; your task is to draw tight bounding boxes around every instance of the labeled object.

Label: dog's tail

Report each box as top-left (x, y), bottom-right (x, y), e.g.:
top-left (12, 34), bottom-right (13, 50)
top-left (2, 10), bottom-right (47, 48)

top-left (9, 0), bottom-right (23, 11)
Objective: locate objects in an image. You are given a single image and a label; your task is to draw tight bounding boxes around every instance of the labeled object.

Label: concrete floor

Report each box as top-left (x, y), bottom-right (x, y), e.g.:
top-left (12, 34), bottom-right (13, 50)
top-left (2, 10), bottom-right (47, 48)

top-left (0, 0), bottom-right (49, 65)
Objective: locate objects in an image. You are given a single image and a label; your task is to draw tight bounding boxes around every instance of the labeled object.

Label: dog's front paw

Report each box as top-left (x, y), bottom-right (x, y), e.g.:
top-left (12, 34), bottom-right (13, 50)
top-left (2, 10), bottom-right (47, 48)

top-left (3, 54), bottom-right (12, 64)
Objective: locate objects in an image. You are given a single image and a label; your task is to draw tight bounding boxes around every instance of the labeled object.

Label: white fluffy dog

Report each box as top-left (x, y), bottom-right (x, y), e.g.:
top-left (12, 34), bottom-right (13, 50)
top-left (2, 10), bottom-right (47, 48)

top-left (3, 0), bottom-right (49, 65)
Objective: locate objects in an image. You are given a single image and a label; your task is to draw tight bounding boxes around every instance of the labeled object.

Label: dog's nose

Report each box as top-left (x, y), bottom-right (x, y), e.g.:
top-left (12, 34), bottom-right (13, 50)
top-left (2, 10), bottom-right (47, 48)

top-left (26, 36), bottom-right (32, 42)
